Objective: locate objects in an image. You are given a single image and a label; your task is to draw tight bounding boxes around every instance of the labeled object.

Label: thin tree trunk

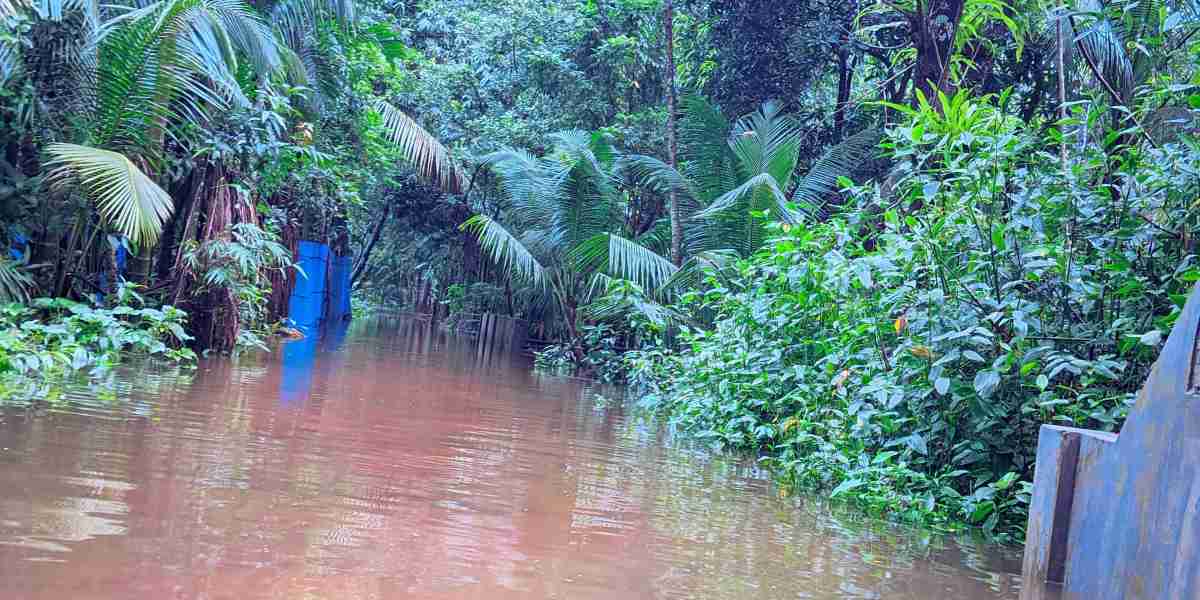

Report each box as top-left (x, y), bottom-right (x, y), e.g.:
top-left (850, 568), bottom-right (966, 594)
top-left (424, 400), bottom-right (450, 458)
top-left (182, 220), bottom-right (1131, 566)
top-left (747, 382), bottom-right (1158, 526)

top-left (910, 0), bottom-right (966, 105)
top-left (664, 0), bottom-right (682, 266)
top-left (351, 204), bottom-right (390, 285)
top-left (834, 50), bottom-right (853, 140)
top-left (1056, 0), bottom-right (1068, 170)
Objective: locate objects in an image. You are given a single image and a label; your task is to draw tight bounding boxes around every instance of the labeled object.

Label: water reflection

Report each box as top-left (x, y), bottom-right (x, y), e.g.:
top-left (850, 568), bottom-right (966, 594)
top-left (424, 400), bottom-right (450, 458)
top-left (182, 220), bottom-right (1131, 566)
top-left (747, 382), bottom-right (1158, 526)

top-left (0, 316), bottom-right (1030, 599)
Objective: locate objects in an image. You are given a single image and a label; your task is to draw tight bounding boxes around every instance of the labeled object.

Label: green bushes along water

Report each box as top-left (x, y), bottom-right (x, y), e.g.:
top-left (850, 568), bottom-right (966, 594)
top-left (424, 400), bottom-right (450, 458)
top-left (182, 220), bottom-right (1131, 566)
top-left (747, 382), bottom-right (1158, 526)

top-left (628, 92), bottom-right (1195, 541)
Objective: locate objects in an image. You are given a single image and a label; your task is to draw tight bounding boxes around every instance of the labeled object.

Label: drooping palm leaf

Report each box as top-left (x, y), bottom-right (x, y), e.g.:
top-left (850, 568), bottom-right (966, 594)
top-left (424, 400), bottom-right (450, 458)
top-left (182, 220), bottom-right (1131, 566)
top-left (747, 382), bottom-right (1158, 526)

top-left (794, 128), bottom-right (881, 214)
top-left (570, 232), bottom-right (678, 292)
top-left (480, 148), bottom-right (564, 230)
top-left (617, 154), bottom-right (698, 203)
top-left (461, 214), bottom-right (545, 285)
top-left (581, 276), bottom-right (687, 327)
top-left (46, 143), bottom-right (175, 246)
top-left (374, 99), bottom-right (463, 193)
top-left (0, 258), bottom-right (33, 303)
top-left (694, 172), bottom-right (798, 223)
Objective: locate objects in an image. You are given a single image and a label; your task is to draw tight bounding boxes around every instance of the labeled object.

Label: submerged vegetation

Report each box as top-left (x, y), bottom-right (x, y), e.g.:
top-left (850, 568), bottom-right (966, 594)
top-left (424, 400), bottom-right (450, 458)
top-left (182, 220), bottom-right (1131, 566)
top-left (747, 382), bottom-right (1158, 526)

top-left (3, 0), bottom-right (1200, 540)
top-left (0, 286), bottom-right (194, 400)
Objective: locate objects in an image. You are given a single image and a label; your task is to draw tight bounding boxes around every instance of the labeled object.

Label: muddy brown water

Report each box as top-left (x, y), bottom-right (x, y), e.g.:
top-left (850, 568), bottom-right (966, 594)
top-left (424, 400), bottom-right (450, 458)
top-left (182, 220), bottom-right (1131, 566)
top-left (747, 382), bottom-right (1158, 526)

top-left (0, 316), bottom-right (1037, 599)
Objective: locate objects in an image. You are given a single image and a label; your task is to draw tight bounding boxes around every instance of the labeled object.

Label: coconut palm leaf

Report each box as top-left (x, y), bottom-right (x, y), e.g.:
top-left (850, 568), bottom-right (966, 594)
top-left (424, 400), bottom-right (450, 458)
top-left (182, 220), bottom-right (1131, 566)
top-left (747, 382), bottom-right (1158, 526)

top-left (46, 143), bottom-right (174, 246)
top-left (461, 214), bottom-right (544, 285)
top-left (694, 172), bottom-right (798, 223)
top-left (0, 258), bottom-right (33, 303)
top-left (480, 148), bottom-right (564, 229)
top-left (794, 128), bottom-right (881, 214)
top-left (1072, 2), bottom-right (1136, 101)
top-left (374, 99), bottom-right (463, 193)
top-left (581, 276), bottom-right (687, 327)
top-left (679, 94), bottom-right (738, 204)
top-left (570, 232), bottom-right (678, 292)
top-left (617, 154), bottom-right (700, 206)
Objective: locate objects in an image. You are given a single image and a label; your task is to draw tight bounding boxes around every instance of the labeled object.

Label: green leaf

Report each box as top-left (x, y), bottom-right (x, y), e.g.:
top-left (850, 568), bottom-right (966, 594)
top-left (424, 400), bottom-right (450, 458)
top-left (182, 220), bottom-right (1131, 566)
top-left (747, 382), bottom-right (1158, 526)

top-left (974, 370), bottom-right (1001, 398)
top-left (46, 144), bottom-right (174, 246)
top-left (905, 433), bottom-right (928, 456)
top-left (373, 99), bottom-right (462, 193)
top-left (831, 478), bottom-right (866, 497)
top-left (934, 377), bottom-right (950, 396)
top-left (1139, 330), bottom-right (1163, 346)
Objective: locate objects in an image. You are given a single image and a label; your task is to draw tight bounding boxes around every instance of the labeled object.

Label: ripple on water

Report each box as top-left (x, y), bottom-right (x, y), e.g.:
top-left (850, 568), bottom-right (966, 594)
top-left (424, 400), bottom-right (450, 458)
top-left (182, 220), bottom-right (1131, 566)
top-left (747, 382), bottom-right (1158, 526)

top-left (0, 317), bottom-right (1040, 600)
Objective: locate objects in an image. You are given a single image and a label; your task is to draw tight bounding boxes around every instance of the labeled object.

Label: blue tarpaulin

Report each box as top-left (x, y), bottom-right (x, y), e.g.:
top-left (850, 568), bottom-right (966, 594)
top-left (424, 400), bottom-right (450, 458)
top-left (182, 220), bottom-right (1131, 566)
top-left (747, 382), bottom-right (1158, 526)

top-left (326, 255), bottom-right (352, 322)
top-left (287, 241), bottom-right (330, 332)
top-left (279, 336), bottom-right (318, 407)
top-left (286, 240), bottom-right (352, 333)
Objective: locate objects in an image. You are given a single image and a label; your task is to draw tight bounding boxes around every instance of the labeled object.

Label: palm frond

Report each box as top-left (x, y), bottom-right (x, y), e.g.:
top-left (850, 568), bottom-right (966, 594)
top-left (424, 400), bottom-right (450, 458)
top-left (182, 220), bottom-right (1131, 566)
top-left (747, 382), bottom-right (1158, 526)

top-left (793, 128), bottom-right (881, 214)
top-left (0, 258), bottom-right (33, 303)
top-left (46, 143), bottom-right (175, 246)
top-left (374, 99), bottom-right (463, 193)
top-left (0, 42), bottom-right (20, 87)
top-left (581, 277), bottom-right (687, 327)
top-left (1071, 0), bottom-right (1137, 102)
top-left (570, 232), bottom-right (677, 292)
top-left (730, 100), bottom-right (804, 183)
top-left (657, 249), bottom-right (739, 297)
top-left (461, 214), bottom-right (545, 285)
top-left (679, 94), bottom-right (737, 203)
top-left (695, 172), bottom-right (800, 223)
top-left (617, 154), bottom-right (696, 200)
top-left (481, 148), bottom-right (564, 230)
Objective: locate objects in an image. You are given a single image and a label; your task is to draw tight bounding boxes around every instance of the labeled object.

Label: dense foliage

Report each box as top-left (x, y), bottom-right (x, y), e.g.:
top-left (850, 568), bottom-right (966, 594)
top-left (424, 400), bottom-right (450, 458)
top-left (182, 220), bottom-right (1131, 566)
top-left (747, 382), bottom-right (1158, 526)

top-left (630, 90), bottom-right (1199, 539)
top-left (0, 288), bottom-right (195, 401)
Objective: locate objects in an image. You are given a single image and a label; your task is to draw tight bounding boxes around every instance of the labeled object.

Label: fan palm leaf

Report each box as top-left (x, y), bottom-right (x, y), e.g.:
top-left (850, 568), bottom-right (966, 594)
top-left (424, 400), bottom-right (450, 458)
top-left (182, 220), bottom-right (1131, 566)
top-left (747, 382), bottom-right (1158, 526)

top-left (46, 143), bottom-right (174, 246)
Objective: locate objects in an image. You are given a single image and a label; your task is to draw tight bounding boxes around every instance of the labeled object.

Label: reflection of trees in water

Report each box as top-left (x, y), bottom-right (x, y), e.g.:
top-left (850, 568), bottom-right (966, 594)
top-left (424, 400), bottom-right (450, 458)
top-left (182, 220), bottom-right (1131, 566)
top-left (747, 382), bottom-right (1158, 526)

top-left (0, 317), bottom-right (1022, 599)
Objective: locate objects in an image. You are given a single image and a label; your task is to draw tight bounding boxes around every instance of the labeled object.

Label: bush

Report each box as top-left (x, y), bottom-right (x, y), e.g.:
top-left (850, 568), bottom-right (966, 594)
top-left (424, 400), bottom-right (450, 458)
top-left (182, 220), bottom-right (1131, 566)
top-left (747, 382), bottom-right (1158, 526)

top-left (0, 291), bottom-right (196, 401)
top-left (629, 92), bottom-right (1195, 541)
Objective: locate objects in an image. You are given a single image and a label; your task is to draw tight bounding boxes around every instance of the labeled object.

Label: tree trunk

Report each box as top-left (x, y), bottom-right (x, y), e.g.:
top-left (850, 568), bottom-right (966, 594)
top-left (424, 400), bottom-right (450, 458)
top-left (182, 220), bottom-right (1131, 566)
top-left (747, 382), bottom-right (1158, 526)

top-left (351, 204), bottom-right (390, 286)
top-left (1056, 0), bottom-right (1068, 170)
top-left (834, 49), bottom-right (853, 140)
top-left (664, 0), bottom-right (682, 267)
top-left (910, 0), bottom-right (966, 105)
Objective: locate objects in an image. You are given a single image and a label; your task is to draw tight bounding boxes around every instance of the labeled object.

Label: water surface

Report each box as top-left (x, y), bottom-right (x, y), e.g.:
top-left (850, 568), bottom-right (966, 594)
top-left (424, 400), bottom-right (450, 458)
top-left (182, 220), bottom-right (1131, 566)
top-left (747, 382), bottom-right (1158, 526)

top-left (0, 316), bottom-right (1030, 599)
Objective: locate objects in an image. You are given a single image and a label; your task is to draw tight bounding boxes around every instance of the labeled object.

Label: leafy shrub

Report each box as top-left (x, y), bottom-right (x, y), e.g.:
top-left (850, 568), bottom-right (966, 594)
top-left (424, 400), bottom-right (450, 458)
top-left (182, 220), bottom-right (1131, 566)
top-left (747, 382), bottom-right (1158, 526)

top-left (535, 323), bottom-right (630, 383)
top-left (0, 291), bottom-right (196, 400)
top-left (181, 222), bottom-right (295, 350)
top-left (629, 92), bottom-right (1195, 540)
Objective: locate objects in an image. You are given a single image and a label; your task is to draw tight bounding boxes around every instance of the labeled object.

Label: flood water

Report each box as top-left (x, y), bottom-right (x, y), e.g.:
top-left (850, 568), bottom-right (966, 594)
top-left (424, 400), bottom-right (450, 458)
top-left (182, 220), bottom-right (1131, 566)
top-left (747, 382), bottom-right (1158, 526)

top-left (0, 316), bottom-right (1033, 599)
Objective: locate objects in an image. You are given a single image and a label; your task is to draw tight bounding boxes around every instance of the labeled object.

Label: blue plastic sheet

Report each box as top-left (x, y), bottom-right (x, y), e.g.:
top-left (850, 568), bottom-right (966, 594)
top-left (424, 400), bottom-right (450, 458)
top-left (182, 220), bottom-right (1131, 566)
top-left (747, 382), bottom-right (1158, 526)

top-left (287, 241), bottom-right (330, 332)
top-left (325, 255), bottom-right (352, 322)
top-left (286, 240), bottom-right (354, 334)
top-left (279, 336), bottom-right (318, 407)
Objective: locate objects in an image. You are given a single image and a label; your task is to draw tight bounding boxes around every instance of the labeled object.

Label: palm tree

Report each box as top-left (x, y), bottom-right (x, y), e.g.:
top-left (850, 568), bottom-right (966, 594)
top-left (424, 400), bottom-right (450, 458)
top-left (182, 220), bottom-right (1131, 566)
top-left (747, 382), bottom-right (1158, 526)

top-left (4, 0), bottom-right (457, 298)
top-left (622, 96), bottom-right (878, 262)
top-left (462, 130), bottom-right (677, 356)
top-left (1046, 1), bottom-right (1200, 148)
top-left (38, 0), bottom-right (285, 247)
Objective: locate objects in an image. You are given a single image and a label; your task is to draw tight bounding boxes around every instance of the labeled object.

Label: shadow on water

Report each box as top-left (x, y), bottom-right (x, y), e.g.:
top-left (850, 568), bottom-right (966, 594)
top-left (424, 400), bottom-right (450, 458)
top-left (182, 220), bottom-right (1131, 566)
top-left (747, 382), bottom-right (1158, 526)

top-left (0, 315), bottom-right (1054, 599)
